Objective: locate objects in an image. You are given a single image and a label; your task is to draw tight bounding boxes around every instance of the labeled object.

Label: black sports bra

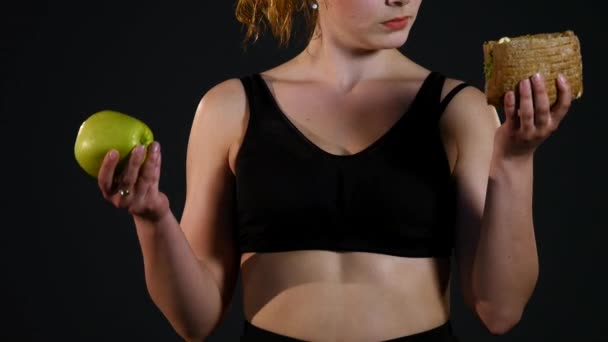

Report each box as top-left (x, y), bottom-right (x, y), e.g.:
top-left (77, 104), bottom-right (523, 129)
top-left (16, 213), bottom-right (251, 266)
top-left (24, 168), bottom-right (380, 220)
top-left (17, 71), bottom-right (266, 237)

top-left (233, 71), bottom-right (470, 258)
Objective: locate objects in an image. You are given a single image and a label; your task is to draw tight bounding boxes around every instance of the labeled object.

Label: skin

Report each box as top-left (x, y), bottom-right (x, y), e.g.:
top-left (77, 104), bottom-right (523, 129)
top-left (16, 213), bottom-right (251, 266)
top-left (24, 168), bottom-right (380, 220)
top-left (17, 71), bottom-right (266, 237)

top-left (97, 0), bottom-right (573, 340)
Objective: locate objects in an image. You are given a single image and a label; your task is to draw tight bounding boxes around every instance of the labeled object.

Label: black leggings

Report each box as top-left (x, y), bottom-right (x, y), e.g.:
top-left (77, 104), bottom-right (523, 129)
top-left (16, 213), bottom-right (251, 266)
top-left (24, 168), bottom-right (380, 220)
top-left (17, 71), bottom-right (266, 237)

top-left (241, 320), bottom-right (459, 341)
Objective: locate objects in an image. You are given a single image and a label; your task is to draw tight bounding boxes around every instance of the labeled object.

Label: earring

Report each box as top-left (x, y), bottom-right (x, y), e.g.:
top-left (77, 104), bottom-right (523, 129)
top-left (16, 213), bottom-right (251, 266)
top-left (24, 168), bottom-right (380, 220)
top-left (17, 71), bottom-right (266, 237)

top-left (312, 2), bottom-right (318, 9)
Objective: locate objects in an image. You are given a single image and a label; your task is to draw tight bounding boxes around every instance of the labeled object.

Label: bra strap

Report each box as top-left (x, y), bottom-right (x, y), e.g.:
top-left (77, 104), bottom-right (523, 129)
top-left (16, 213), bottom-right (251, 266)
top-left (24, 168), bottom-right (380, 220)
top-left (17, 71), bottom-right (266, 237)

top-left (438, 82), bottom-right (471, 115)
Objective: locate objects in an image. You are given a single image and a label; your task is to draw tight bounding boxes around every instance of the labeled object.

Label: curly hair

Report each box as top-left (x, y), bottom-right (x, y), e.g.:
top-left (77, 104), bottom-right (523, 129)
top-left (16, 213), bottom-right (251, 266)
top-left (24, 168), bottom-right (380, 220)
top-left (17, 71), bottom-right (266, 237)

top-left (235, 0), bottom-right (319, 48)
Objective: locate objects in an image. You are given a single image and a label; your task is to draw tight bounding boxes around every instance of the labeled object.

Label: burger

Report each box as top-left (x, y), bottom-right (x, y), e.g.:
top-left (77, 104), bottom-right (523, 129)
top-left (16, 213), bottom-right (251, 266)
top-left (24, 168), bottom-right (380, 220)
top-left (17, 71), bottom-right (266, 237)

top-left (483, 30), bottom-right (583, 108)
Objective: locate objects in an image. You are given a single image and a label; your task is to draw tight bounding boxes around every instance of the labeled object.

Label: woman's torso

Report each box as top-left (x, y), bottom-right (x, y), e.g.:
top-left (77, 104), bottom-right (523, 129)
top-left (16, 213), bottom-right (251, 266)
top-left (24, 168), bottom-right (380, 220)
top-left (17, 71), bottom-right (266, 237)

top-left (227, 58), bottom-right (462, 341)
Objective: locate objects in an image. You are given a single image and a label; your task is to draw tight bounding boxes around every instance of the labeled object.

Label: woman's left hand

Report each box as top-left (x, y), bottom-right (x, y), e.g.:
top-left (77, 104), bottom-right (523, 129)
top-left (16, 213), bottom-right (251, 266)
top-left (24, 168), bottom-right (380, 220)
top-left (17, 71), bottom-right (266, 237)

top-left (493, 72), bottom-right (572, 161)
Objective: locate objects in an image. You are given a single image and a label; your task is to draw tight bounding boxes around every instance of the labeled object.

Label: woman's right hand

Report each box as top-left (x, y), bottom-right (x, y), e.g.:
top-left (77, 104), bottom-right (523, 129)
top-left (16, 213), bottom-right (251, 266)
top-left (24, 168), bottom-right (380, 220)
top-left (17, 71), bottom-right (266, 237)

top-left (97, 141), bottom-right (170, 223)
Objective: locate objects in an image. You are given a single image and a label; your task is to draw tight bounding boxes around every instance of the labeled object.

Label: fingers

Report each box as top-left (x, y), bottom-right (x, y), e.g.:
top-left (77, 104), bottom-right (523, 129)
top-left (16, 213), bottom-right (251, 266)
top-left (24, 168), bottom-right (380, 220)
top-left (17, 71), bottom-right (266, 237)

top-left (134, 142), bottom-right (162, 196)
top-left (551, 73), bottom-right (572, 123)
top-left (96, 141), bottom-right (165, 219)
top-left (113, 145), bottom-right (146, 208)
top-left (503, 90), bottom-right (517, 129)
top-left (98, 150), bottom-right (120, 199)
top-left (518, 79), bottom-right (535, 136)
top-left (531, 73), bottom-right (551, 129)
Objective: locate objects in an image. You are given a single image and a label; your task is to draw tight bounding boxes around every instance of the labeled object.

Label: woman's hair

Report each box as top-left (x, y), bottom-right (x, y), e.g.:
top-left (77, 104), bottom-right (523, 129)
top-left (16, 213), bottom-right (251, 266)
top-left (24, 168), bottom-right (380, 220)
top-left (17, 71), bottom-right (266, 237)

top-left (235, 0), bottom-right (319, 48)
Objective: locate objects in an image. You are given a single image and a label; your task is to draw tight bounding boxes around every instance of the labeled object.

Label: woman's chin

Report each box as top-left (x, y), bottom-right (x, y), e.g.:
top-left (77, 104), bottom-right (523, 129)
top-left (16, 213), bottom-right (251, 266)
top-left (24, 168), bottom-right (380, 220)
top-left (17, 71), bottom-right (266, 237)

top-left (372, 36), bottom-right (410, 50)
top-left (373, 31), bottom-right (411, 49)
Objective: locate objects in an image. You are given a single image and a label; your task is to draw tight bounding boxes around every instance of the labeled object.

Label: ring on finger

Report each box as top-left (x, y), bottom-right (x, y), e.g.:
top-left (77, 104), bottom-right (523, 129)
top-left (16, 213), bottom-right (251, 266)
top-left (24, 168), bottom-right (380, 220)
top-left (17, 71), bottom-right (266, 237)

top-left (119, 189), bottom-right (130, 197)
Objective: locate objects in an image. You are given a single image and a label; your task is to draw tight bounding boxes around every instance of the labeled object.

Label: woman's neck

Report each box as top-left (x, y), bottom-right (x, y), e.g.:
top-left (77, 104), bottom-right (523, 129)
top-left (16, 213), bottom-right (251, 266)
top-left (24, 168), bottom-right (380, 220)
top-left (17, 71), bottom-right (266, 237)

top-left (295, 35), bottom-right (405, 94)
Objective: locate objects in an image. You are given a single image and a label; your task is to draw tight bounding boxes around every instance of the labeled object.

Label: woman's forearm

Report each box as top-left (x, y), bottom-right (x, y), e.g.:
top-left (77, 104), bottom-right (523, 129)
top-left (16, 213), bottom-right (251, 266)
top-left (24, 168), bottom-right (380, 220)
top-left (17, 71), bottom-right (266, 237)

top-left (474, 155), bottom-right (539, 332)
top-left (133, 211), bottom-right (223, 341)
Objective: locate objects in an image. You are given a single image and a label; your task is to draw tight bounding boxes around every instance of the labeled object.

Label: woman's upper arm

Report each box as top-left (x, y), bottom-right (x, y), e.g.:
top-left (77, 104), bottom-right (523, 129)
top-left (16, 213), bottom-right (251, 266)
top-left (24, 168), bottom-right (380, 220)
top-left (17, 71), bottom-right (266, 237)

top-left (179, 78), bottom-right (248, 309)
top-left (440, 82), bottom-right (501, 309)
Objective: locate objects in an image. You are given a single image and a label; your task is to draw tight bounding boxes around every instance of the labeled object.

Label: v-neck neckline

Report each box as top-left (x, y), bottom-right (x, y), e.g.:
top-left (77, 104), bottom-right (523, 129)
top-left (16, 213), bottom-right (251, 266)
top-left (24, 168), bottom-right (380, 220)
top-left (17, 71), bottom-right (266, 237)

top-left (254, 71), bottom-right (437, 160)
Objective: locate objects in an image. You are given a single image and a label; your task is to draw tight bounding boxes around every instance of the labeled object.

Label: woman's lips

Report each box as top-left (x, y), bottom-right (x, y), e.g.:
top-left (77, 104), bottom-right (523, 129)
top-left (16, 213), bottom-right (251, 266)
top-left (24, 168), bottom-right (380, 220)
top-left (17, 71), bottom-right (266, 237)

top-left (382, 16), bottom-right (410, 30)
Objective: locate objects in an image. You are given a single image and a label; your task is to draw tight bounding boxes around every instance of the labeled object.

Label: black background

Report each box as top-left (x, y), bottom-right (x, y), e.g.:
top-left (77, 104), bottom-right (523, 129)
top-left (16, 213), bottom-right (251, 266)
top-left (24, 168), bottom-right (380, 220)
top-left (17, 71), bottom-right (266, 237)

top-left (3, 1), bottom-right (606, 341)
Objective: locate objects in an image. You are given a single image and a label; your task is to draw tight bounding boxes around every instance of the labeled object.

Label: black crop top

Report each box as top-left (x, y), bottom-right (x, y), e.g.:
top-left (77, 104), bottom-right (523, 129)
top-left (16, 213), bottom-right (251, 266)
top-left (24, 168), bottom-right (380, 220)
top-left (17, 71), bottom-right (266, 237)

top-left (234, 71), bottom-right (471, 258)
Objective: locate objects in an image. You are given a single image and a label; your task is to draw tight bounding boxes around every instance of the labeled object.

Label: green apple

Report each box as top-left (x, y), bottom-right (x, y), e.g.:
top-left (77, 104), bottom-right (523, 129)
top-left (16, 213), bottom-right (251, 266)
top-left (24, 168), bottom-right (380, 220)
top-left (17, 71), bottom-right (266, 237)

top-left (74, 110), bottom-right (154, 178)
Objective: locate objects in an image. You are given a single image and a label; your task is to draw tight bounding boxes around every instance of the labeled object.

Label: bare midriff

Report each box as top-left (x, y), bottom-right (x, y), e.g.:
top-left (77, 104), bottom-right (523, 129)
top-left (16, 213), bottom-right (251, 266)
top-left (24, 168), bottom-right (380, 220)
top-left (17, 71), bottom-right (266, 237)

top-left (240, 250), bottom-right (452, 341)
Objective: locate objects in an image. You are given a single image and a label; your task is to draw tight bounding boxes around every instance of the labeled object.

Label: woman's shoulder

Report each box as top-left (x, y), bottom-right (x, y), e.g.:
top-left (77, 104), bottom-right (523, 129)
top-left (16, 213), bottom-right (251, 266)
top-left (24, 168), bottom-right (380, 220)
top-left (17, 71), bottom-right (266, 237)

top-left (438, 75), bottom-right (500, 148)
top-left (191, 77), bottom-right (250, 145)
top-left (256, 62), bottom-right (307, 86)
top-left (197, 77), bottom-right (248, 117)
top-left (430, 64), bottom-right (486, 107)
top-left (441, 77), bottom-right (486, 109)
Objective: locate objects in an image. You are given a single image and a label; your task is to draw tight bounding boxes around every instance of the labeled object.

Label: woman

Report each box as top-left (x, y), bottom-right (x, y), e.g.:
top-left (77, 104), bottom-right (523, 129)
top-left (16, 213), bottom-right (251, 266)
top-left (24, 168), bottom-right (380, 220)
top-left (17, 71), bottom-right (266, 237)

top-left (96, 0), bottom-right (573, 341)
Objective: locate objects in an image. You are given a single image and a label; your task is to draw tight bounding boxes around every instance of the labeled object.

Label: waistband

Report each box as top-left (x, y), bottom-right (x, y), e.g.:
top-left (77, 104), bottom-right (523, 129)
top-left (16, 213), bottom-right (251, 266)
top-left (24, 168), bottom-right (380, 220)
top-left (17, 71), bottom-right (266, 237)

top-left (241, 319), bottom-right (459, 341)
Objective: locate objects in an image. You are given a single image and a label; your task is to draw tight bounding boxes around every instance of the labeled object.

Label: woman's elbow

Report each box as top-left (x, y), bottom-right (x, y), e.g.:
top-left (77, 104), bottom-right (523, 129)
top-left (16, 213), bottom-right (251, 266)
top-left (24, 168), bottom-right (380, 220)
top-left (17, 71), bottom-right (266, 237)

top-left (475, 301), bottom-right (523, 335)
